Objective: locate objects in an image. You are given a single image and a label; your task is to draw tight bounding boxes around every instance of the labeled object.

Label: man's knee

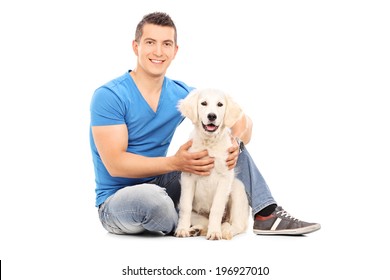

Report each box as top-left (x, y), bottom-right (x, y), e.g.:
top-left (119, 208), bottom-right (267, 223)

top-left (150, 186), bottom-right (178, 215)
top-left (138, 184), bottom-right (178, 233)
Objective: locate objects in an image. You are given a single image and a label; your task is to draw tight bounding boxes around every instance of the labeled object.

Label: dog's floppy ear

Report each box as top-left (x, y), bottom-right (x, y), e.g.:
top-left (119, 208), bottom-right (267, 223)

top-left (178, 90), bottom-right (199, 124)
top-left (224, 94), bottom-right (243, 128)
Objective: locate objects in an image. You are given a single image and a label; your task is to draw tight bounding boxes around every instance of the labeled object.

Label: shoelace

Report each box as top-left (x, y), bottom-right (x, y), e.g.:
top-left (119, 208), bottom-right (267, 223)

top-left (276, 209), bottom-right (299, 221)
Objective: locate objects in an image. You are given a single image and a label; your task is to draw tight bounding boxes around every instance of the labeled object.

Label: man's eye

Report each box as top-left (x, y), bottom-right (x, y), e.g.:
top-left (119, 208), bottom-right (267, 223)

top-left (201, 101), bottom-right (207, 106)
top-left (217, 102), bottom-right (224, 107)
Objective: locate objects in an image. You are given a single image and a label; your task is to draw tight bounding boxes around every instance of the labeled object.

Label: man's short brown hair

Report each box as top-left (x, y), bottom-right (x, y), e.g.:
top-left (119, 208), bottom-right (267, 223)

top-left (135, 12), bottom-right (177, 44)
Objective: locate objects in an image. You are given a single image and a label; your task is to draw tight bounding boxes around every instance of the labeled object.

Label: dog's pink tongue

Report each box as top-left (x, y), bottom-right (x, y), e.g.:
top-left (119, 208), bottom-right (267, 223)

top-left (207, 125), bottom-right (217, 131)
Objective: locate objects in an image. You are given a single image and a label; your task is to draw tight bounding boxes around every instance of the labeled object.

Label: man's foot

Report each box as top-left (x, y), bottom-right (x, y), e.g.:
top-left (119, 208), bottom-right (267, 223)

top-left (253, 206), bottom-right (320, 235)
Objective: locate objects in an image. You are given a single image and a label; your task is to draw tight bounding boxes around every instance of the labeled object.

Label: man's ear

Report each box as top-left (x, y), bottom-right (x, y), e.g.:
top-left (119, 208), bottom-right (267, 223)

top-left (132, 40), bottom-right (139, 56)
top-left (172, 45), bottom-right (179, 59)
top-left (224, 94), bottom-right (243, 128)
top-left (178, 90), bottom-right (199, 124)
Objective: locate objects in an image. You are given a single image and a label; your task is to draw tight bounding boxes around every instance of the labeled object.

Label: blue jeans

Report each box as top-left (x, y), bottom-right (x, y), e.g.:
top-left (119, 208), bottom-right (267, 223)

top-left (98, 148), bottom-right (276, 234)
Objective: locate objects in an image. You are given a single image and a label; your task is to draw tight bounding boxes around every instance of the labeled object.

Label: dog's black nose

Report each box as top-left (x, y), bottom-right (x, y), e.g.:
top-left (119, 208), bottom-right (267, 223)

top-left (207, 113), bottom-right (217, 121)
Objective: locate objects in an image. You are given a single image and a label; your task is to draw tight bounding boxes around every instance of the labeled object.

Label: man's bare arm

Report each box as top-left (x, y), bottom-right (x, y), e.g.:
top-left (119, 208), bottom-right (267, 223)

top-left (92, 124), bottom-right (214, 178)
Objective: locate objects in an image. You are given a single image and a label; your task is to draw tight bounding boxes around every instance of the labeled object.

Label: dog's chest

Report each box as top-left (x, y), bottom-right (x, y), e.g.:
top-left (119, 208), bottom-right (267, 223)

top-left (189, 134), bottom-right (234, 214)
top-left (189, 130), bottom-right (234, 214)
top-left (189, 134), bottom-right (231, 174)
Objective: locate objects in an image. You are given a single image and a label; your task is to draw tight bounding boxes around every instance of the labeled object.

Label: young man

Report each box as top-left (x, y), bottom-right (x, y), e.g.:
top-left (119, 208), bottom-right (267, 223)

top-left (90, 12), bottom-right (320, 236)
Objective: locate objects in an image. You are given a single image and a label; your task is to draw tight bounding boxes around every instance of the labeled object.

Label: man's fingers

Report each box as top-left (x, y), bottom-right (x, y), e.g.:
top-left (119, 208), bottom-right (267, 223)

top-left (181, 140), bottom-right (193, 150)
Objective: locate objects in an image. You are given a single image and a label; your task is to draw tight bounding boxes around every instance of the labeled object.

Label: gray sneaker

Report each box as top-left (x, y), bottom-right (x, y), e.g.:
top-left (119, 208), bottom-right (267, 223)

top-left (253, 206), bottom-right (321, 235)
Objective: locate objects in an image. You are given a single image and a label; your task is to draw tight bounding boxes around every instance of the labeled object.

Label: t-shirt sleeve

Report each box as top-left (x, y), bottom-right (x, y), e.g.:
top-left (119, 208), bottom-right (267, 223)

top-left (174, 80), bottom-right (196, 96)
top-left (90, 86), bottom-right (126, 126)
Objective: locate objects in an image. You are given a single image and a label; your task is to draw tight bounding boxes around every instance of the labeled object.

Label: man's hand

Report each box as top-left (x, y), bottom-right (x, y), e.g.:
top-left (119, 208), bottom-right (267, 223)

top-left (226, 138), bottom-right (239, 170)
top-left (173, 140), bottom-right (214, 175)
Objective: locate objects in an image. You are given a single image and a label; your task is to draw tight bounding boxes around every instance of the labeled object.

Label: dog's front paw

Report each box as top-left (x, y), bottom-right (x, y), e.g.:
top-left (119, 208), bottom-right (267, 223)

top-left (175, 228), bottom-right (191, 238)
top-left (206, 231), bottom-right (223, 240)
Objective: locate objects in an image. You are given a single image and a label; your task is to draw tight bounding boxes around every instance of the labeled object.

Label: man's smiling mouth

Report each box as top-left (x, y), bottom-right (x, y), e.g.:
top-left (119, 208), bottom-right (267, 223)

top-left (150, 59), bottom-right (163, 64)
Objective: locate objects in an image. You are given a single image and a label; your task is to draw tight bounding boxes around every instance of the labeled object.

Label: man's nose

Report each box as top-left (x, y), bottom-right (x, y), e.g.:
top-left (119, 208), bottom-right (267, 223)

top-left (153, 44), bottom-right (163, 56)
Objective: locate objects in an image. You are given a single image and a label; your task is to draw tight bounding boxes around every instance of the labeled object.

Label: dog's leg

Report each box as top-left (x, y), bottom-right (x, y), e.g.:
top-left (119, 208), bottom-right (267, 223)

top-left (175, 174), bottom-right (196, 238)
top-left (228, 178), bottom-right (249, 237)
top-left (207, 181), bottom-right (230, 240)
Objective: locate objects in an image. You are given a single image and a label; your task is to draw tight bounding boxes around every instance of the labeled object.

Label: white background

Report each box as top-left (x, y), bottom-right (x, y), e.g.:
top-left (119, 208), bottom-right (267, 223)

top-left (1, 0), bottom-right (389, 279)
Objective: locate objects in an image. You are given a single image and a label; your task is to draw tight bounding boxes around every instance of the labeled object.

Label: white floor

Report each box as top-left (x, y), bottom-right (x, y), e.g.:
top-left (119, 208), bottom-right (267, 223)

top-left (2, 199), bottom-right (388, 280)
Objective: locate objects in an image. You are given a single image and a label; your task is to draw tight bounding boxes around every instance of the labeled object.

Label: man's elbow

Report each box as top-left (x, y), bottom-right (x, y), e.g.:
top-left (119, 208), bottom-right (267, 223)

top-left (104, 162), bottom-right (125, 178)
top-left (106, 167), bottom-right (122, 178)
top-left (243, 116), bottom-right (253, 144)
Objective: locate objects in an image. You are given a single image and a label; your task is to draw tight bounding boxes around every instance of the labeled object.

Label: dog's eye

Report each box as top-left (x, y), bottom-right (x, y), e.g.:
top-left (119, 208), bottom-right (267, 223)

top-left (217, 102), bottom-right (224, 107)
top-left (201, 101), bottom-right (207, 106)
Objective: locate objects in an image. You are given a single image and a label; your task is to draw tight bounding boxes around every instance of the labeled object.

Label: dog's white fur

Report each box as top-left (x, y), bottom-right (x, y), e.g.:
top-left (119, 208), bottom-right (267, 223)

top-left (175, 88), bottom-right (249, 240)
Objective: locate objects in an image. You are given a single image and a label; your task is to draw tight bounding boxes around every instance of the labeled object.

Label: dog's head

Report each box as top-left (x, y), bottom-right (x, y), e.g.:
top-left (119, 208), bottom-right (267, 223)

top-left (178, 89), bottom-right (243, 136)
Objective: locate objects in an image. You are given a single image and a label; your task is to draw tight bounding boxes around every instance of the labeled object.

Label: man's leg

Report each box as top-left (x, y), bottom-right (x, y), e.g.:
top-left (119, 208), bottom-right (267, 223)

top-left (236, 148), bottom-right (277, 217)
top-left (98, 184), bottom-right (178, 235)
top-left (236, 148), bottom-right (321, 235)
top-left (150, 171), bottom-right (182, 208)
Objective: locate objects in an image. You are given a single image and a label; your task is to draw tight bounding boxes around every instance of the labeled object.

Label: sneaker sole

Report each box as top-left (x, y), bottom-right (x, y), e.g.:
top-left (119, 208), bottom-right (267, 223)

top-left (253, 223), bottom-right (321, 235)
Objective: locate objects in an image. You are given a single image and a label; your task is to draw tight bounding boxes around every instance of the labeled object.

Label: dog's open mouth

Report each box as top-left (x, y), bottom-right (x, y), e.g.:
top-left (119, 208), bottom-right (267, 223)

top-left (202, 122), bottom-right (219, 132)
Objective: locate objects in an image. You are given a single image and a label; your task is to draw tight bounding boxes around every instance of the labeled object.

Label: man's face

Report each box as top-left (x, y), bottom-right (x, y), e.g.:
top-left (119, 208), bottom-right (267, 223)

top-left (133, 24), bottom-right (178, 77)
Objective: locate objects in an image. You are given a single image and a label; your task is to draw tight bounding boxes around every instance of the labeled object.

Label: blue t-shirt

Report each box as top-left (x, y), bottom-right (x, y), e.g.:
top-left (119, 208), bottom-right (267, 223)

top-left (90, 71), bottom-right (193, 206)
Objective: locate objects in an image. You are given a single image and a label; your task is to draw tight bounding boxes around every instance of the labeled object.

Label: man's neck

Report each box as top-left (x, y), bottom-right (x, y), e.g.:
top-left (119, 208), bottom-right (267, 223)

top-left (130, 68), bottom-right (164, 95)
top-left (130, 69), bottom-right (164, 112)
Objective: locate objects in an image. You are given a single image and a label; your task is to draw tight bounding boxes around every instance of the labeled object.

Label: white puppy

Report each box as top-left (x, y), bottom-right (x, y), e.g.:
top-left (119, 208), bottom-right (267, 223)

top-left (175, 88), bottom-right (249, 240)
